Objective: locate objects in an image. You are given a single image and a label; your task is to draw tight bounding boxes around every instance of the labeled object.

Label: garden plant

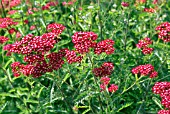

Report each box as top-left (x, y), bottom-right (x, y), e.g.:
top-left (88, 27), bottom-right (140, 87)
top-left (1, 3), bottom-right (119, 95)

top-left (0, 0), bottom-right (170, 114)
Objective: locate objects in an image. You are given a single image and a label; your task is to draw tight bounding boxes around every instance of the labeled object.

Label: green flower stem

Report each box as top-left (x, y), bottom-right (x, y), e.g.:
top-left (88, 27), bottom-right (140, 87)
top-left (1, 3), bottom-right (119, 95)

top-left (52, 72), bottom-right (74, 113)
top-left (124, 11), bottom-right (130, 52)
top-left (138, 78), bottom-right (152, 113)
top-left (121, 75), bottom-right (142, 95)
top-left (0, 1), bottom-right (6, 17)
top-left (6, 28), bottom-right (13, 40)
top-left (87, 53), bottom-right (104, 113)
top-left (0, 65), bottom-right (13, 88)
top-left (157, 74), bottom-right (170, 81)
top-left (97, 0), bottom-right (103, 40)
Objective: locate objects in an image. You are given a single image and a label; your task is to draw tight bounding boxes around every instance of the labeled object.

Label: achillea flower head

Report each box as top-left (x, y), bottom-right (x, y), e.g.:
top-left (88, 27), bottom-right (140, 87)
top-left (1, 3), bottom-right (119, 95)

top-left (152, 82), bottom-right (170, 110)
top-left (100, 77), bottom-right (110, 85)
top-left (42, 5), bottom-right (50, 10)
top-left (46, 23), bottom-right (65, 35)
top-left (93, 62), bottom-right (114, 77)
top-left (136, 0), bottom-right (146, 4)
top-left (136, 37), bottom-right (152, 48)
top-left (72, 32), bottom-right (97, 54)
top-left (144, 8), bottom-right (155, 13)
top-left (30, 25), bottom-right (36, 30)
top-left (7, 10), bottom-right (17, 15)
top-left (142, 47), bottom-right (153, 55)
top-left (8, 28), bottom-right (17, 34)
top-left (1, 0), bottom-right (21, 8)
top-left (108, 84), bottom-right (118, 93)
top-left (153, 0), bottom-right (158, 4)
top-left (0, 36), bottom-right (9, 44)
top-left (65, 49), bottom-right (83, 64)
top-left (158, 110), bottom-right (170, 114)
top-left (132, 64), bottom-right (158, 78)
top-left (24, 20), bottom-right (29, 24)
top-left (136, 37), bottom-right (153, 55)
top-left (8, 33), bottom-right (57, 55)
top-left (11, 49), bottom-right (66, 77)
top-left (11, 62), bottom-right (22, 77)
top-left (155, 22), bottom-right (170, 42)
top-left (121, 2), bottom-right (129, 7)
top-left (94, 39), bottom-right (115, 55)
top-left (46, 49), bottom-right (66, 71)
top-left (16, 32), bottom-right (22, 38)
top-left (0, 17), bottom-right (18, 29)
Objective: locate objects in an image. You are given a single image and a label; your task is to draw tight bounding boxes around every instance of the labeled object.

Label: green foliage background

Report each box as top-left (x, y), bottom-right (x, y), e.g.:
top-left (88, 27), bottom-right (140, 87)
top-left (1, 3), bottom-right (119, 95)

top-left (0, 0), bottom-right (170, 114)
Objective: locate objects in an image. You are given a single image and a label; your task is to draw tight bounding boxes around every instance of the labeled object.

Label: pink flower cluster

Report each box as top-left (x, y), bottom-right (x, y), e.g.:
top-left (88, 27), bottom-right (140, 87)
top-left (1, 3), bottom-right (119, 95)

top-left (94, 39), bottom-right (115, 55)
top-left (27, 8), bottom-right (38, 15)
top-left (132, 64), bottom-right (158, 78)
top-left (72, 32), bottom-right (97, 54)
top-left (1, 0), bottom-right (21, 8)
top-left (93, 62), bottom-right (114, 77)
top-left (72, 32), bottom-right (115, 55)
top-left (47, 23), bottom-right (66, 36)
top-left (0, 36), bottom-right (9, 44)
top-left (11, 49), bottom-right (66, 77)
top-left (42, 1), bottom-right (58, 10)
top-left (6, 33), bottom-right (57, 55)
top-left (65, 49), bottom-right (83, 64)
top-left (155, 22), bottom-right (170, 42)
top-left (0, 17), bottom-right (18, 29)
top-left (93, 62), bottom-right (118, 93)
top-left (3, 23), bottom-right (67, 77)
top-left (62, 0), bottom-right (76, 6)
top-left (152, 82), bottom-right (170, 112)
top-left (100, 77), bottom-right (118, 93)
top-left (136, 37), bottom-right (153, 54)
top-left (121, 2), bottom-right (129, 7)
top-left (158, 110), bottom-right (170, 114)
top-left (144, 8), bottom-right (155, 13)
top-left (7, 10), bottom-right (17, 15)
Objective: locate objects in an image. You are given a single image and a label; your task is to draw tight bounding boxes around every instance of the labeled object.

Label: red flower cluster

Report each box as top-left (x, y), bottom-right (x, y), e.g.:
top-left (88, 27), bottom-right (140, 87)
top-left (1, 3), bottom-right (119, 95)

top-left (8, 28), bottom-right (17, 34)
top-left (136, 37), bottom-right (153, 54)
top-left (62, 0), bottom-right (76, 6)
top-left (153, 0), bottom-right (158, 4)
top-left (42, 1), bottom-right (58, 10)
top-left (47, 23), bottom-right (65, 35)
top-left (72, 32), bottom-right (97, 54)
top-left (0, 36), bottom-right (9, 44)
top-left (94, 39), bottom-right (115, 55)
top-left (7, 33), bottom-right (57, 55)
top-left (30, 25), bottom-right (36, 30)
top-left (11, 49), bottom-right (66, 78)
top-left (93, 62), bottom-right (114, 77)
top-left (144, 8), bottom-right (155, 13)
top-left (132, 64), bottom-right (158, 78)
top-left (46, 49), bottom-right (66, 71)
top-left (11, 62), bottom-right (21, 77)
top-left (121, 2), bottom-right (129, 7)
top-left (65, 49), bottom-right (83, 64)
top-left (158, 110), bottom-right (170, 114)
top-left (100, 77), bottom-right (118, 92)
top-left (1, 0), bottom-right (21, 8)
top-left (100, 77), bottom-right (118, 93)
top-left (0, 17), bottom-right (18, 29)
top-left (108, 84), bottom-right (118, 93)
top-left (7, 10), bottom-right (17, 15)
top-left (4, 23), bottom-right (67, 77)
top-left (27, 8), bottom-right (38, 15)
top-left (155, 22), bottom-right (170, 42)
top-left (152, 82), bottom-right (170, 111)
